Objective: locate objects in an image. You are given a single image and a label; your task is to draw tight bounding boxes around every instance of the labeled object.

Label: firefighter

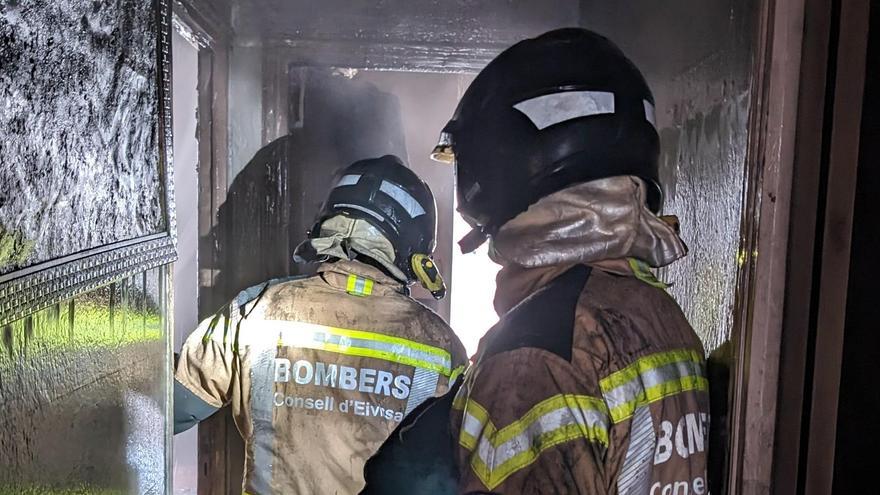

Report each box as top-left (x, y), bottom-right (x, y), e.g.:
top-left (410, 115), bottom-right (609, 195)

top-left (433, 28), bottom-right (710, 493)
top-left (173, 155), bottom-right (468, 494)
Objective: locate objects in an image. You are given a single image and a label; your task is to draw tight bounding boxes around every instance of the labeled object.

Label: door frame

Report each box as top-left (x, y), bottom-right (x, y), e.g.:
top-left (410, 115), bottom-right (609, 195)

top-left (726, 0), bottom-right (871, 492)
top-left (172, 2), bottom-right (238, 494)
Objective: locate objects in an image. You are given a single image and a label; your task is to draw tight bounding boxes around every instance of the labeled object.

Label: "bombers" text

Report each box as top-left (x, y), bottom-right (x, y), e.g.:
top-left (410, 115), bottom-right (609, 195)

top-left (274, 358), bottom-right (411, 399)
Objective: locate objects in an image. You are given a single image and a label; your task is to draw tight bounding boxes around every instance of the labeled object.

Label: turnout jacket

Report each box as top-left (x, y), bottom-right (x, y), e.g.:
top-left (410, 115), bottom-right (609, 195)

top-left (452, 259), bottom-right (709, 494)
top-left (174, 260), bottom-right (468, 495)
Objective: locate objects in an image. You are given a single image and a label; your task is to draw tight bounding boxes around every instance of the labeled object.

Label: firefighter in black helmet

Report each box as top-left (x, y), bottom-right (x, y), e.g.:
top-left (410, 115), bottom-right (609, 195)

top-left (174, 155), bottom-right (467, 494)
top-left (441, 28), bottom-right (709, 493)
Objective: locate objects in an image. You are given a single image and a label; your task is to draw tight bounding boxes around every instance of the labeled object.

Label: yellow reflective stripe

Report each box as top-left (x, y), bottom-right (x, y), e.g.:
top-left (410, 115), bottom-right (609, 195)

top-left (471, 423), bottom-right (596, 489)
top-left (346, 274), bottom-right (374, 296)
top-left (600, 349), bottom-right (708, 423)
top-left (489, 394), bottom-right (608, 448)
top-left (449, 364), bottom-right (466, 385)
top-left (318, 341), bottom-right (449, 375)
top-left (252, 320), bottom-right (454, 375)
top-left (459, 398), bottom-right (491, 451)
top-left (325, 324), bottom-right (451, 360)
top-left (463, 394), bottom-right (610, 490)
top-left (600, 349), bottom-right (703, 391)
top-left (606, 376), bottom-right (709, 424)
top-left (627, 258), bottom-right (669, 289)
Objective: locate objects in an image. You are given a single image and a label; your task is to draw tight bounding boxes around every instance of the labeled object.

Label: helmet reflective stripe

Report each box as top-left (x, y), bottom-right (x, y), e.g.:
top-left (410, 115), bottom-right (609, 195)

top-left (440, 28), bottom-right (664, 240)
top-left (336, 174), bottom-right (362, 187)
top-left (310, 154), bottom-right (439, 285)
top-left (379, 180), bottom-right (427, 218)
top-left (513, 90), bottom-right (615, 130)
top-left (643, 100), bottom-right (657, 128)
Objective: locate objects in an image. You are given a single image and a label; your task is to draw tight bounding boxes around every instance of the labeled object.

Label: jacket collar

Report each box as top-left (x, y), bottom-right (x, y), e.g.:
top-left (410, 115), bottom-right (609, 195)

top-left (488, 177), bottom-right (688, 270)
top-left (493, 258), bottom-right (665, 315)
top-left (488, 177), bottom-right (684, 314)
top-left (317, 260), bottom-right (406, 296)
top-left (494, 263), bottom-right (573, 316)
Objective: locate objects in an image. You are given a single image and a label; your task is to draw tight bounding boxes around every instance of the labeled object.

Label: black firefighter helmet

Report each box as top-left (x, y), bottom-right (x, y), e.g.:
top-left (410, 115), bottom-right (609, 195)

top-left (432, 28), bottom-right (663, 253)
top-left (308, 155), bottom-right (446, 299)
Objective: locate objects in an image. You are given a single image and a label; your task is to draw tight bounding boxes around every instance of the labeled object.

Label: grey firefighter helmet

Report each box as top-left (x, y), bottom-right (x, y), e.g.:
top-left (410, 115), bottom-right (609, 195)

top-left (305, 155), bottom-right (447, 299)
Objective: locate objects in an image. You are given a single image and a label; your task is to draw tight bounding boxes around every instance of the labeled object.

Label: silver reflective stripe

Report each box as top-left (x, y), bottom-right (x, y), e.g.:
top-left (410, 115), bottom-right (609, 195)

top-left (644, 100), bottom-right (657, 128)
top-left (235, 321), bottom-right (454, 376)
top-left (250, 345), bottom-right (277, 494)
top-left (603, 359), bottom-right (704, 414)
top-left (380, 180), bottom-right (426, 218)
top-left (513, 91), bottom-right (615, 130)
top-left (617, 405), bottom-right (656, 494)
top-left (462, 410), bottom-right (485, 441)
top-left (475, 405), bottom-right (609, 470)
top-left (405, 367), bottom-right (439, 415)
top-left (604, 379), bottom-right (645, 415)
top-left (336, 174), bottom-right (361, 187)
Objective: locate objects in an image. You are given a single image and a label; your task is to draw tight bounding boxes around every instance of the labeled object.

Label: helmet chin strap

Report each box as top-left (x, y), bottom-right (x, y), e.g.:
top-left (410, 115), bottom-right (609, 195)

top-left (458, 227), bottom-right (489, 254)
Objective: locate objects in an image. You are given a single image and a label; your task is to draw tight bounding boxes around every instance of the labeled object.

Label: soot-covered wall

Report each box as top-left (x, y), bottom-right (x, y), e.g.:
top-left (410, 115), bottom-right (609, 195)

top-left (582, 0), bottom-right (758, 352)
top-left (0, 0), bottom-right (171, 492)
top-left (0, 0), bottom-right (163, 274)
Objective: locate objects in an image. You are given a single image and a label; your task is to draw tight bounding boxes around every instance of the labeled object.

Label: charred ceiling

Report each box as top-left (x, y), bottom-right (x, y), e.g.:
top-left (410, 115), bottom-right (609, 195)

top-left (229, 0), bottom-right (582, 71)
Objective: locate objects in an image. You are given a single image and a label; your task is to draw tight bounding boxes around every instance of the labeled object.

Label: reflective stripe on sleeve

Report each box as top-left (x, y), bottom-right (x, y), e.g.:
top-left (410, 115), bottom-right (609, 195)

top-left (459, 396), bottom-right (490, 451)
top-left (226, 320), bottom-right (455, 377)
top-left (449, 364), bottom-right (466, 385)
top-left (599, 348), bottom-right (708, 423)
top-left (458, 394), bottom-right (610, 490)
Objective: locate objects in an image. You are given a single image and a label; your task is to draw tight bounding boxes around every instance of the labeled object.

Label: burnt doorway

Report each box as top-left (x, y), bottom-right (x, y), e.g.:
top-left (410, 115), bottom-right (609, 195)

top-left (171, 21), bottom-right (201, 495)
top-left (219, 67), bottom-right (473, 320)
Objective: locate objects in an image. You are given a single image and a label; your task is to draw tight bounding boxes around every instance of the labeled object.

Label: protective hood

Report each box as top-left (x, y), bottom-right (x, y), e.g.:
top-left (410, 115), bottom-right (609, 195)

top-left (294, 214), bottom-right (408, 282)
top-left (489, 176), bottom-right (687, 269)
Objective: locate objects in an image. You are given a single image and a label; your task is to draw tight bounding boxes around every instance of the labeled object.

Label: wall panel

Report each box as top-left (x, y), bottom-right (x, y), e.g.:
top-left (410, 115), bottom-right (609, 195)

top-left (0, 269), bottom-right (169, 494)
top-left (0, 0), bottom-right (175, 492)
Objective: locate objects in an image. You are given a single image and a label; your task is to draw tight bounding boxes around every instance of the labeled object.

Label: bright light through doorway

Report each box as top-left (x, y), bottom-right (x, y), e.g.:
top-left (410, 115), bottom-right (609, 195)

top-left (450, 202), bottom-right (501, 358)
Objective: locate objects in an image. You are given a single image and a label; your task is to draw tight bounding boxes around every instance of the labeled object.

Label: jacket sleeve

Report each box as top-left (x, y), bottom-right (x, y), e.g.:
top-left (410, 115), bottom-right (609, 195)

top-left (173, 282), bottom-right (276, 433)
top-left (173, 310), bottom-right (236, 434)
top-left (452, 348), bottom-right (610, 494)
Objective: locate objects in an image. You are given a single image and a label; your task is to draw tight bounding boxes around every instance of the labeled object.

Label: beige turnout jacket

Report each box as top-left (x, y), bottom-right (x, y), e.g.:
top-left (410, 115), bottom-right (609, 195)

top-left (176, 260), bottom-right (468, 494)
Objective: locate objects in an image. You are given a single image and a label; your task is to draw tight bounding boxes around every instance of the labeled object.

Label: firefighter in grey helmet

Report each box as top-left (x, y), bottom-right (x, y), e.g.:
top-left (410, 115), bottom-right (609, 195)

top-left (174, 155), bottom-right (467, 494)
